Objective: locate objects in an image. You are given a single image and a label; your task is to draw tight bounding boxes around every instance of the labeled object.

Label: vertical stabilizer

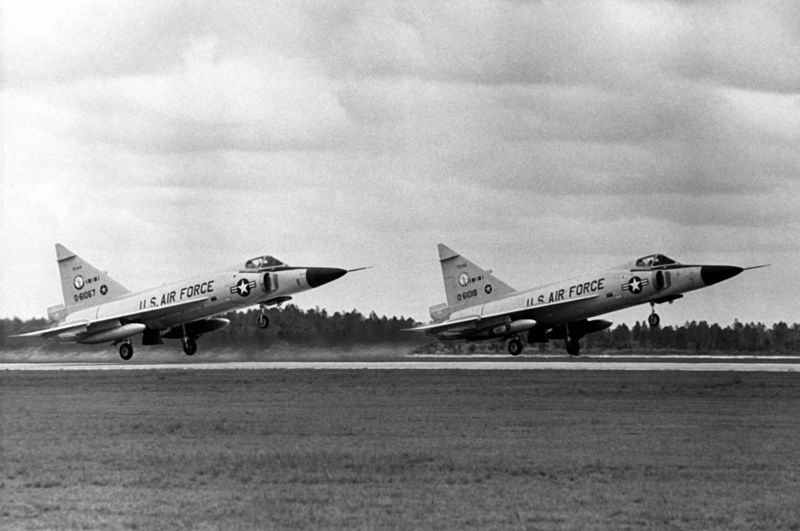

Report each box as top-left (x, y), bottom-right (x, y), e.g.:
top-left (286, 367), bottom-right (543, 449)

top-left (56, 244), bottom-right (131, 311)
top-left (437, 243), bottom-right (515, 310)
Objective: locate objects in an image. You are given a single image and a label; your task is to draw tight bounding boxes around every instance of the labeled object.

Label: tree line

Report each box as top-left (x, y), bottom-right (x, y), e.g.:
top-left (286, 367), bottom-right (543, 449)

top-left (583, 319), bottom-right (800, 353)
top-left (1, 306), bottom-right (799, 353)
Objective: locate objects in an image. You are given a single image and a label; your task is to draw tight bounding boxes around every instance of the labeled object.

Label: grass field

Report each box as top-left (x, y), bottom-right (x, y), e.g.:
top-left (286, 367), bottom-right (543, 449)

top-left (2, 368), bottom-right (800, 529)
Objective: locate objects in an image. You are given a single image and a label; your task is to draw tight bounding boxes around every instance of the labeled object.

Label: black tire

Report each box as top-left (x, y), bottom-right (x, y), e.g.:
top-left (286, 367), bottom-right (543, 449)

top-left (566, 338), bottom-right (580, 356)
top-left (648, 313), bottom-right (660, 328)
top-left (257, 314), bottom-right (269, 329)
top-left (119, 343), bottom-right (134, 361)
top-left (507, 339), bottom-right (523, 356)
top-left (183, 338), bottom-right (197, 356)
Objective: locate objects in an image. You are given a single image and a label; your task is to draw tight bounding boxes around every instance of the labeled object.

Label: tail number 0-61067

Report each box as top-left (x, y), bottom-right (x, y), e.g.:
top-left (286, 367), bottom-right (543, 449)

top-left (74, 289), bottom-right (95, 302)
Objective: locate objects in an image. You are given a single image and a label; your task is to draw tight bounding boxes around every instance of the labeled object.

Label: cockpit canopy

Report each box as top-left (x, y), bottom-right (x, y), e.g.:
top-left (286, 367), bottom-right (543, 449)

top-left (634, 254), bottom-right (678, 268)
top-left (244, 255), bottom-right (286, 271)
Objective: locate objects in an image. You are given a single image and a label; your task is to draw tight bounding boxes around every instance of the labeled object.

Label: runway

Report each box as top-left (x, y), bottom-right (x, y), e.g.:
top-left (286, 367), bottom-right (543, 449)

top-left (3, 360), bottom-right (800, 371)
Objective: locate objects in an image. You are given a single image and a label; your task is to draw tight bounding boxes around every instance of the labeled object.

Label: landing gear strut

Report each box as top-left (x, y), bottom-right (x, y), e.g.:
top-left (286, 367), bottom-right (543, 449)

top-left (507, 337), bottom-right (523, 356)
top-left (648, 302), bottom-right (660, 328)
top-left (119, 342), bottom-right (134, 361)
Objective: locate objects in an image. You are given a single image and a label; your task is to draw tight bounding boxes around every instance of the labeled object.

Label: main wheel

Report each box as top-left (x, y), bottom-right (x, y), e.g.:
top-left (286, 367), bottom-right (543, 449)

top-left (648, 312), bottom-right (660, 328)
top-left (507, 338), bottom-right (523, 356)
top-left (565, 338), bottom-right (581, 356)
top-left (119, 343), bottom-right (134, 361)
top-left (257, 314), bottom-right (269, 329)
top-left (182, 338), bottom-right (197, 356)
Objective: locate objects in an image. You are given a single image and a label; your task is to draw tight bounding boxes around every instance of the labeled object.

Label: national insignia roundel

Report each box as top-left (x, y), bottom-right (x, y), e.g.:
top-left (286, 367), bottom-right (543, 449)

top-left (230, 278), bottom-right (256, 297)
top-left (622, 276), bottom-right (649, 295)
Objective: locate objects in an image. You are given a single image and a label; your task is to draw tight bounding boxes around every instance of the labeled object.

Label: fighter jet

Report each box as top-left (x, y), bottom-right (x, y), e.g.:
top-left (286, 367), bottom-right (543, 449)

top-left (407, 244), bottom-right (767, 356)
top-left (14, 244), bottom-right (356, 360)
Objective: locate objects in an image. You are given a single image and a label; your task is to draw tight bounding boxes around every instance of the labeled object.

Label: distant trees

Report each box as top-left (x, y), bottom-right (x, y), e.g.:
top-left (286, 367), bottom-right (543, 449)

top-left (0, 317), bottom-right (50, 350)
top-left (1, 308), bottom-right (799, 354)
top-left (0, 305), bottom-right (420, 351)
top-left (582, 320), bottom-right (800, 354)
top-left (203, 306), bottom-right (419, 348)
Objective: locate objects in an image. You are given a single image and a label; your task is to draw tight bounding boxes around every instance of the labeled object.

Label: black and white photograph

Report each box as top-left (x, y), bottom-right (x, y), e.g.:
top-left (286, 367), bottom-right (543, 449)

top-left (2, 1), bottom-right (799, 528)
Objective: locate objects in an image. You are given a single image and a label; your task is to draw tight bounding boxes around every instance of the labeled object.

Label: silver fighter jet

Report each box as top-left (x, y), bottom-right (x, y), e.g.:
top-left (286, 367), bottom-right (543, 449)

top-left (407, 244), bottom-right (767, 356)
top-left (15, 244), bottom-right (356, 360)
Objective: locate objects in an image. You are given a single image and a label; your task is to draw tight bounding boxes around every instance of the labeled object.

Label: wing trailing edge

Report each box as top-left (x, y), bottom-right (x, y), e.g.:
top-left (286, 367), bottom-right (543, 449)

top-left (12, 297), bottom-right (210, 340)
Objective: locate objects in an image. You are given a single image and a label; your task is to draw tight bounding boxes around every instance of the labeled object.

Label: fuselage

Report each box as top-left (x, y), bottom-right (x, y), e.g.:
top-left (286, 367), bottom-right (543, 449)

top-left (448, 264), bottom-right (731, 327)
top-left (58, 266), bottom-right (337, 342)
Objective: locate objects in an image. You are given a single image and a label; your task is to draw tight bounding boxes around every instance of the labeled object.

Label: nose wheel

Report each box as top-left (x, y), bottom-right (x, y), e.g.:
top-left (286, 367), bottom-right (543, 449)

top-left (257, 303), bottom-right (271, 329)
top-left (648, 302), bottom-right (660, 328)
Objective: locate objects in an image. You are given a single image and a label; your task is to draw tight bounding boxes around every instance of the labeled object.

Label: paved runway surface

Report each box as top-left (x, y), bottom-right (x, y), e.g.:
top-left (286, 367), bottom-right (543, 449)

top-left (3, 360), bottom-right (800, 371)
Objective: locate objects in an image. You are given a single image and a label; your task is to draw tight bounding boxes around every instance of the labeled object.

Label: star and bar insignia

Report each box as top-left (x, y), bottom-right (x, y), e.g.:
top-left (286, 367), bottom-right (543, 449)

top-left (231, 278), bottom-right (257, 297)
top-left (621, 276), bottom-right (649, 294)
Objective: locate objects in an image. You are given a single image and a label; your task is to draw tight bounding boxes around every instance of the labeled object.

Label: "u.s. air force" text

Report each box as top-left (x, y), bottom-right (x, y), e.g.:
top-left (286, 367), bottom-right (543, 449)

top-left (525, 278), bottom-right (605, 306)
top-left (137, 281), bottom-right (215, 310)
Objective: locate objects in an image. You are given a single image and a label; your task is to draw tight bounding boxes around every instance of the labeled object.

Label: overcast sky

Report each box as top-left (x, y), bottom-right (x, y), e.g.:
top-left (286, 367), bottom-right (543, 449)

top-left (1, 0), bottom-right (798, 327)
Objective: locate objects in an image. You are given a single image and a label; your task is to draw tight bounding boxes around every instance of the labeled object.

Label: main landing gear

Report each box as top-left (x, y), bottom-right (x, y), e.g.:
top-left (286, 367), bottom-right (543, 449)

top-left (182, 337), bottom-right (197, 356)
top-left (257, 312), bottom-right (269, 329)
top-left (506, 337), bottom-right (523, 356)
top-left (565, 337), bottom-right (581, 356)
top-left (563, 322), bottom-right (581, 356)
top-left (119, 342), bottom-right (134, 361)
top-left (648, 302), bottom-right (660, 328)
top-left (179, 324), bottom-right (197, 356)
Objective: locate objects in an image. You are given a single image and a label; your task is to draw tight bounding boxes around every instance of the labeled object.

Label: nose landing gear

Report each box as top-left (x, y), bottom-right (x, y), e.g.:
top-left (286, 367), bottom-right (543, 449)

top-left (256, 298), bottom-right (291, 329)
top-left (648, 302), bottom-right (660, 328)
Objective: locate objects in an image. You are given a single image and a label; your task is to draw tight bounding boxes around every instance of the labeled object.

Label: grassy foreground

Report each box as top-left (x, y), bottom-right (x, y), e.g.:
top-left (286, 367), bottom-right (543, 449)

top-left (2, 369), bottom-right (800, 530)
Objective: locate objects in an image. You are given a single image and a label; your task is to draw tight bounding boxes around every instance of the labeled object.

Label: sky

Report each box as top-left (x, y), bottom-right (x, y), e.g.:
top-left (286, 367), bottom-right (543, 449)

top-left (1, 0), bottom-right (799, 327)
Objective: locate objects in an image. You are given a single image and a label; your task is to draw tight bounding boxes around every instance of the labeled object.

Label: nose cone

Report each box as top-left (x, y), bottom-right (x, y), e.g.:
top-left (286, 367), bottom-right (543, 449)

top-left (306, 267), bottom-right (347, 288)
top-left (701, 265), bottom-right (743, 286)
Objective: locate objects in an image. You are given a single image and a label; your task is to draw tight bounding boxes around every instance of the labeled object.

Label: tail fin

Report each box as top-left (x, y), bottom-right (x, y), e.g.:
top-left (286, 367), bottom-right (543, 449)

top-left (437, 243), bottom-right (515, 310)
top-left (56, 244), bottom-right (131, 311)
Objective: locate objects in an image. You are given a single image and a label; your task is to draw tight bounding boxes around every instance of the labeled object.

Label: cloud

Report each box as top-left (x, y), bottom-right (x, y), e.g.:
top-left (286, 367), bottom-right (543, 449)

top-left (1, 1), bottom-right (183, 84)
top-left (1, 0), bottom-right (799, 324)
top-left (673, 1), bottom-right (800, 92)
top-left (51, 38), bottom-right (352, 153)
